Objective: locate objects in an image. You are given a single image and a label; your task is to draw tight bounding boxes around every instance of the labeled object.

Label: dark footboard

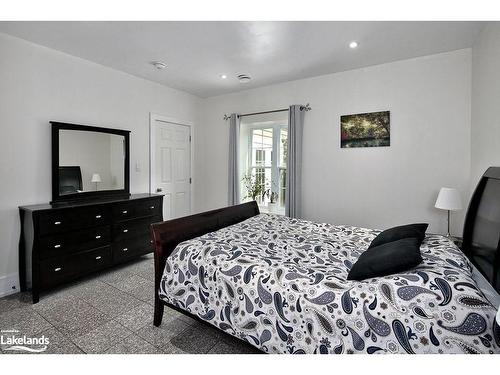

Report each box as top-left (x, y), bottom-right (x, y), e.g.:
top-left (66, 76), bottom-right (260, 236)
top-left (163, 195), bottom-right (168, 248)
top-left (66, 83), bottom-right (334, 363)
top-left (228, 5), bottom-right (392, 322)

top-left (150, 201), bottom-right (260, 327)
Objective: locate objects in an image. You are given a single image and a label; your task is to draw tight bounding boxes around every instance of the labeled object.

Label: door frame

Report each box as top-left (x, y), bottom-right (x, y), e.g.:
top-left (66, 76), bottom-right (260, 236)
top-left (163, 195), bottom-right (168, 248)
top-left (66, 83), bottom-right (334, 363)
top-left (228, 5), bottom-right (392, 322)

top-left (149, 112), bottom-right (194, 217)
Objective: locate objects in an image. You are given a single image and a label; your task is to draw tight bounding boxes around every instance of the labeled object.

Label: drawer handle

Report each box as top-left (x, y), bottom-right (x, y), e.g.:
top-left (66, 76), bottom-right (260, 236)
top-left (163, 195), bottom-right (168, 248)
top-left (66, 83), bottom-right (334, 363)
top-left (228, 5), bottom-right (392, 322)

top-left (95, 256), bottom-right (102, 260)
top-left (95, 215), bottom-right (102, 219)
top-left (54, 244), bottom-right (61, 248)
top-left (54, 267), bottom-right (62, 272)
top-left (122, 210), bottom-right (128, 214)
top-left (122, 248), bottom-right (128, 252)
top-left (123, 229), bottom-right (128, 233)
top-left (95, 235), bottom-right (101, 239)
top-left (150, 206), bottom-right (155, 209)
top-left (54, 221), bottom-right (61, 225)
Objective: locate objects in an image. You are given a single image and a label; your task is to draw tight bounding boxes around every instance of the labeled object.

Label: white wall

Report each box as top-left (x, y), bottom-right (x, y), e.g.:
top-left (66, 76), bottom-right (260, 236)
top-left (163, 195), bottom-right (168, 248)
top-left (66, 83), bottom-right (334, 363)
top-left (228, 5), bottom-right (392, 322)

top-left (0, 32), bottom-right (201, 292)
top-left (198, 49), bottom-right (472, 236)
top-left (471, 23), bottom-right (500, 191)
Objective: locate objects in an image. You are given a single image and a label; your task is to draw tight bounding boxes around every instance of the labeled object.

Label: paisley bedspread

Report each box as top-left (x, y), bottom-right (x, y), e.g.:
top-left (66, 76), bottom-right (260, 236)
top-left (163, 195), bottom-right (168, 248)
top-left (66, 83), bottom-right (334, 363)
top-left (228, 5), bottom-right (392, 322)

top-left (159, 214), bottom-right (500, 354)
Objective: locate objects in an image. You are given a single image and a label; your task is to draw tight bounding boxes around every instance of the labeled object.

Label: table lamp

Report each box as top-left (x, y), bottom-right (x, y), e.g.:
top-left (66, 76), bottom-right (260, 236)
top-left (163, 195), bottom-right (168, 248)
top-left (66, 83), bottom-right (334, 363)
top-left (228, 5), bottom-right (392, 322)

top-left (91, 173), bottom-right (101, 191)
top-left (435, 187), bottom-right (462, 237)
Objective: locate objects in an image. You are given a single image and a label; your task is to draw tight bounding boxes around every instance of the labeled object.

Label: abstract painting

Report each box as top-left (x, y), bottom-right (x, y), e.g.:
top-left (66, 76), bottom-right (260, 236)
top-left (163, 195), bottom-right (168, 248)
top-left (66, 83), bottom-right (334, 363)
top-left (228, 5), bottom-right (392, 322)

top-left (341, 111), bottom-right (390, 148)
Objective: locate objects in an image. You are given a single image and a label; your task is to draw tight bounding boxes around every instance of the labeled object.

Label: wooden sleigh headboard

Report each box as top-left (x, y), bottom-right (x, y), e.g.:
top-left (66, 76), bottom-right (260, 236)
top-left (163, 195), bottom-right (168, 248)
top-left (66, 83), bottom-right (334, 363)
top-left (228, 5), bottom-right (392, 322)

top-left (150, 201), bottom-right (260, 324)
top-left (463, 167), bottom-right (500, 294)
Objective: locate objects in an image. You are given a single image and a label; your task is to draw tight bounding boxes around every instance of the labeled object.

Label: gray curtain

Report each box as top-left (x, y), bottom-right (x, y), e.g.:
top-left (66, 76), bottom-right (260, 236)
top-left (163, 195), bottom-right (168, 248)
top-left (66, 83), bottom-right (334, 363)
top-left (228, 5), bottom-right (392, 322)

top-left (228, 113), bottom-right (241, 205)
top-left (285, 105), bottom-right (305, 218)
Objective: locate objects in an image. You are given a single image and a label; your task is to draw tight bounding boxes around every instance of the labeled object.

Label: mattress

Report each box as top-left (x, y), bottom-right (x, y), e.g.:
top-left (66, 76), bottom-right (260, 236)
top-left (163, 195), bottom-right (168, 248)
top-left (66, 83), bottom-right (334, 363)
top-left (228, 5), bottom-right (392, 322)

top-left (159, 214), bottom-right (500, 354)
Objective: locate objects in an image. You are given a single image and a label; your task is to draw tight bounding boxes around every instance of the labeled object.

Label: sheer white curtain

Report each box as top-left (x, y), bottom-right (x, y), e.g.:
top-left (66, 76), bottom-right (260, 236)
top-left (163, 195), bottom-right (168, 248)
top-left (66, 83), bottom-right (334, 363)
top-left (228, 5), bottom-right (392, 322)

top-left (285, 105), bottom-right (306, 218)
top-left (228, 113), bottom-right (241, 205)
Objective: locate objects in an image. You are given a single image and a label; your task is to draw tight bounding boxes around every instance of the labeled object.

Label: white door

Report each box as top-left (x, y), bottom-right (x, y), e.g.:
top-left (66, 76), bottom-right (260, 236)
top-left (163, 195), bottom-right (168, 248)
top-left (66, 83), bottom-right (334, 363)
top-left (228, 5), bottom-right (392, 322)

top-left (152, 119), bottom-right (191, 220)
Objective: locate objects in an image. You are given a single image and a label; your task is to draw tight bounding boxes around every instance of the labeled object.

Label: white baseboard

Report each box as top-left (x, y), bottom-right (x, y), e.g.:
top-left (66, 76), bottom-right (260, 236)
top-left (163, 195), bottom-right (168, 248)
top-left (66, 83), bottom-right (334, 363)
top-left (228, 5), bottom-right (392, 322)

top-left (0, 273), bottom-right (19, 298)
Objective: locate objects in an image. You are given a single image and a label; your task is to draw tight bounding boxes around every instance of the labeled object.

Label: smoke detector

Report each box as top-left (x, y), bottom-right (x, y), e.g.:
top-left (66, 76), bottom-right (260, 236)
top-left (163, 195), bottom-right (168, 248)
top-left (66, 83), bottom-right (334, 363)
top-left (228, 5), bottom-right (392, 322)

top-left (237, 74), bottom-right (251, 83)
top-left (151, 61), bottom-right (167, 70)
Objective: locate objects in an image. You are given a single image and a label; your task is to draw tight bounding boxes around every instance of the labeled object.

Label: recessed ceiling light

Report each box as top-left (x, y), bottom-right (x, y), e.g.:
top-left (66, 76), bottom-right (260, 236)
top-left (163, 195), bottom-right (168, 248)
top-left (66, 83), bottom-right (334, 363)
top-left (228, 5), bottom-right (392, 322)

top-left (349, 41), bottom-right (359, 49)
top-left (151, 61), bottom-right (167, 70)
top-left (220, 74), bottom-right (227, 79)
top-left (237, 74), bottom-right (251, 83)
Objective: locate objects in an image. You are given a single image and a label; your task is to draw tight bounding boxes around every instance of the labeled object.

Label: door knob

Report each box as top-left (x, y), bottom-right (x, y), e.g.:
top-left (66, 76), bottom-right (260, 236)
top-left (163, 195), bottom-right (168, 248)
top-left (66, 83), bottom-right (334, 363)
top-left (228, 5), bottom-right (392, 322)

top-left (156, 188), bottom-right (163, 193)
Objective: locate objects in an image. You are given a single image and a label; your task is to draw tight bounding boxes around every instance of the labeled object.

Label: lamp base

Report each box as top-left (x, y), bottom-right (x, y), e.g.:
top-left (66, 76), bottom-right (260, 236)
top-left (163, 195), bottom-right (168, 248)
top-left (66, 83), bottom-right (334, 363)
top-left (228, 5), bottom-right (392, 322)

top-left (446, 209), bottom-right (452, 238)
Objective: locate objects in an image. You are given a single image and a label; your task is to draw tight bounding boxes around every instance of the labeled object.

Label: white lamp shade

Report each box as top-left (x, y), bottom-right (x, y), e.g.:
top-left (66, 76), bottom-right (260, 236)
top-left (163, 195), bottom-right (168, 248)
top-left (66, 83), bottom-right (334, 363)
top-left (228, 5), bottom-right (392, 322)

top-left (435, 187), bottom-right (462, 211)
top-left (91, 173), bottom-right (101, 183)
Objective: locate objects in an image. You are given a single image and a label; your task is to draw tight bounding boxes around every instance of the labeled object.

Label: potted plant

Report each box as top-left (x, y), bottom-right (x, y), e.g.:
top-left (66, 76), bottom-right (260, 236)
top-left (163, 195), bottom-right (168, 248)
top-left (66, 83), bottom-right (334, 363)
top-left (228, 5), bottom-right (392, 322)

top-left (241, 174), bottom-right (264, 202)
top-left (262, 188), bottom-right (279, 214)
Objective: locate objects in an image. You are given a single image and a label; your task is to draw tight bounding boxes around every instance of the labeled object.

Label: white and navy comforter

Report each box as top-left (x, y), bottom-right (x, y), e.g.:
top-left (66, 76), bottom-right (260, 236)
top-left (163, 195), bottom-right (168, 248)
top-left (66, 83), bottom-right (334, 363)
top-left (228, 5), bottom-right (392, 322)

top-left (159, 214), bottom-right (500, 354)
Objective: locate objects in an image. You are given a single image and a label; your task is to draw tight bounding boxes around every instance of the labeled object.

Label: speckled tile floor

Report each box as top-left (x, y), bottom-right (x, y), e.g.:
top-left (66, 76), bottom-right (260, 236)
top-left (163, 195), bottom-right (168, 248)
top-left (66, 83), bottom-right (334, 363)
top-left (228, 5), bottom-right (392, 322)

top-left (0, 254), bottom-right (261, 354)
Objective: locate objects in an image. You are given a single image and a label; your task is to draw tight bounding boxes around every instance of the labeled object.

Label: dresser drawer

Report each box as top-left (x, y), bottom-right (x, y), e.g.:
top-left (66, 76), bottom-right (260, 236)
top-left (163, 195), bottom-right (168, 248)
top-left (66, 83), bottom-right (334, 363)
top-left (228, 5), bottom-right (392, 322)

top-left (112, 199), bottom-right (161, 221)
top-left (39, 246), bottom-right (112, 288)
top-left (38, 206), bottom-right (111, 235)
top-left (113, 215), bottom-right (160, 242)
top-left (39, 225), bottom-right (111, 259)
top-left (112, 235), bottom-right (153, 263)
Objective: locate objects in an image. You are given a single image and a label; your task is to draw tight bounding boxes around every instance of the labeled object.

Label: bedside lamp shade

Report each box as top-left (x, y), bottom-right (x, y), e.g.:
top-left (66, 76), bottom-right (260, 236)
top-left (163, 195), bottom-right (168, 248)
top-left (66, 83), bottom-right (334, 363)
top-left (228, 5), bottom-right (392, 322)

top-left (91, 173), bottom-right (101, 183)
top-left (435, 187), bottom-right (462, 238)
top-left (435, 187), bottom-right (462, 211)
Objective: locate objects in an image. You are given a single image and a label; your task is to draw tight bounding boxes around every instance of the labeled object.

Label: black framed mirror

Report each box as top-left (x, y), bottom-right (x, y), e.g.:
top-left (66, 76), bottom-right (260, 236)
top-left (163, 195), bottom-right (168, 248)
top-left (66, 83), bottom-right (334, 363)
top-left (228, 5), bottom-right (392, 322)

top-left (51, 121), bottom-right (130, 203)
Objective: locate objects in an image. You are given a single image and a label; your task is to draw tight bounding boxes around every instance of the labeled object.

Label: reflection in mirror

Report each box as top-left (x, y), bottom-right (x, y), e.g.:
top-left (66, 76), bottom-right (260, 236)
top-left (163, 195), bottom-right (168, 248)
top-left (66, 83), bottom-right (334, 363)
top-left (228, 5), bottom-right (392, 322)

top-left (59, 130), bottom-right (125, 195)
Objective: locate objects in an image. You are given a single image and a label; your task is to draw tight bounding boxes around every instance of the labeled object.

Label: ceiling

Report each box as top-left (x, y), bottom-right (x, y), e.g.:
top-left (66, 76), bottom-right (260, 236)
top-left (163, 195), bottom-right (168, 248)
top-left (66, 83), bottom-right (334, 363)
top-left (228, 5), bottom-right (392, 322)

top-left (0, 21), bottom-right (484, 97)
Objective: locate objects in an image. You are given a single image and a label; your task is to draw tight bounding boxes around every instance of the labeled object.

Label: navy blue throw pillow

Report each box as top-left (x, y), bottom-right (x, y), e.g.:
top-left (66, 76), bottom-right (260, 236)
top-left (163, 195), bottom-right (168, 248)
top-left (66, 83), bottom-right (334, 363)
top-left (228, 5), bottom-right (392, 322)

top-left (347, 237), bottom-right (423, 280)
top-left (368, 223), bottom-right (428, 249)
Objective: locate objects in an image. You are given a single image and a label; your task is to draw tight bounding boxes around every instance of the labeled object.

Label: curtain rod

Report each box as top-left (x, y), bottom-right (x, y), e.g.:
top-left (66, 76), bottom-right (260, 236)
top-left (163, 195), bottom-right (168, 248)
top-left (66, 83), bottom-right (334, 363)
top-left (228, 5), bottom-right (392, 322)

top-left (223, 104), bottom-right (311, 120)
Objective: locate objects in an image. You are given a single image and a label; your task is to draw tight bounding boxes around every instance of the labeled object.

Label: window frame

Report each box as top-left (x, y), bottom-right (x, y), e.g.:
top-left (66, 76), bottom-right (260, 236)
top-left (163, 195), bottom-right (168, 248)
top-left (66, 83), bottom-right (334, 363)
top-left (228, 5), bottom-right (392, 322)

top-left (246, 122), bottom-right (288, 207)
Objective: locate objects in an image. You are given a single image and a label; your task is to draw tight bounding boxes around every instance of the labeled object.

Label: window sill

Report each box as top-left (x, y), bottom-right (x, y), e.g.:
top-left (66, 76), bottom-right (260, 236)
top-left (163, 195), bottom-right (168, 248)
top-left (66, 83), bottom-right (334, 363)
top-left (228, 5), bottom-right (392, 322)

top-left (258, 204), bottom-right (285, 216)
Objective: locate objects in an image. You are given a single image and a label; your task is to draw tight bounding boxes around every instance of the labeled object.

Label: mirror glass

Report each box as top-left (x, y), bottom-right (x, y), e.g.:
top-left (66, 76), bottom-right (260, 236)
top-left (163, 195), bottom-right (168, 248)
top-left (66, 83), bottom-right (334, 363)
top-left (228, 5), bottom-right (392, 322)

top-left (58, 129), bottom-right (125, 195)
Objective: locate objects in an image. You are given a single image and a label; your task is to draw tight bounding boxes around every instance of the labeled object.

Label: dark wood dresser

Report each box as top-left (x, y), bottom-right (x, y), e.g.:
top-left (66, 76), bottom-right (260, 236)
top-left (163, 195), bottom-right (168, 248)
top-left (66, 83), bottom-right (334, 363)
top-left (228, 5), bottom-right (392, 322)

top-left (19, 193), bottom-right (163, 303)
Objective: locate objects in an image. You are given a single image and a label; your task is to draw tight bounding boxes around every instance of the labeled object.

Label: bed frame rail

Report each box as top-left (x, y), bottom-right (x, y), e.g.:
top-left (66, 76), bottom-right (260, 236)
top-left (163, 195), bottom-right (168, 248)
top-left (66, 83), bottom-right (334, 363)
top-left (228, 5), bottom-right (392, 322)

top-left (150, 201), bottom-right (260, 326)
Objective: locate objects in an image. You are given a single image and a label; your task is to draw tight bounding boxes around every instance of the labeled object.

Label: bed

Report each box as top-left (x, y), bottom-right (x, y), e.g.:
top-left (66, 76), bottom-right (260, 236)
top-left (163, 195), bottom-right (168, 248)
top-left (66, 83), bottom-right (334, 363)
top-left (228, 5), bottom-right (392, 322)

top-left (151, 169), bottom-right (500, 354)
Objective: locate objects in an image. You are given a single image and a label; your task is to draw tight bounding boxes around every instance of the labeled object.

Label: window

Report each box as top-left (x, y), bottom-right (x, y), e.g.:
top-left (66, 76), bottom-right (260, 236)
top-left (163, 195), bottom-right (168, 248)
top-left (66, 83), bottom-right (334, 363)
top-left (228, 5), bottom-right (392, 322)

top-left (250, 128), bottom-right (273, 203)
top-left (240, 116), bottom-right (288, 214)
top-left (279, 128), bottom-right (288, 207)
